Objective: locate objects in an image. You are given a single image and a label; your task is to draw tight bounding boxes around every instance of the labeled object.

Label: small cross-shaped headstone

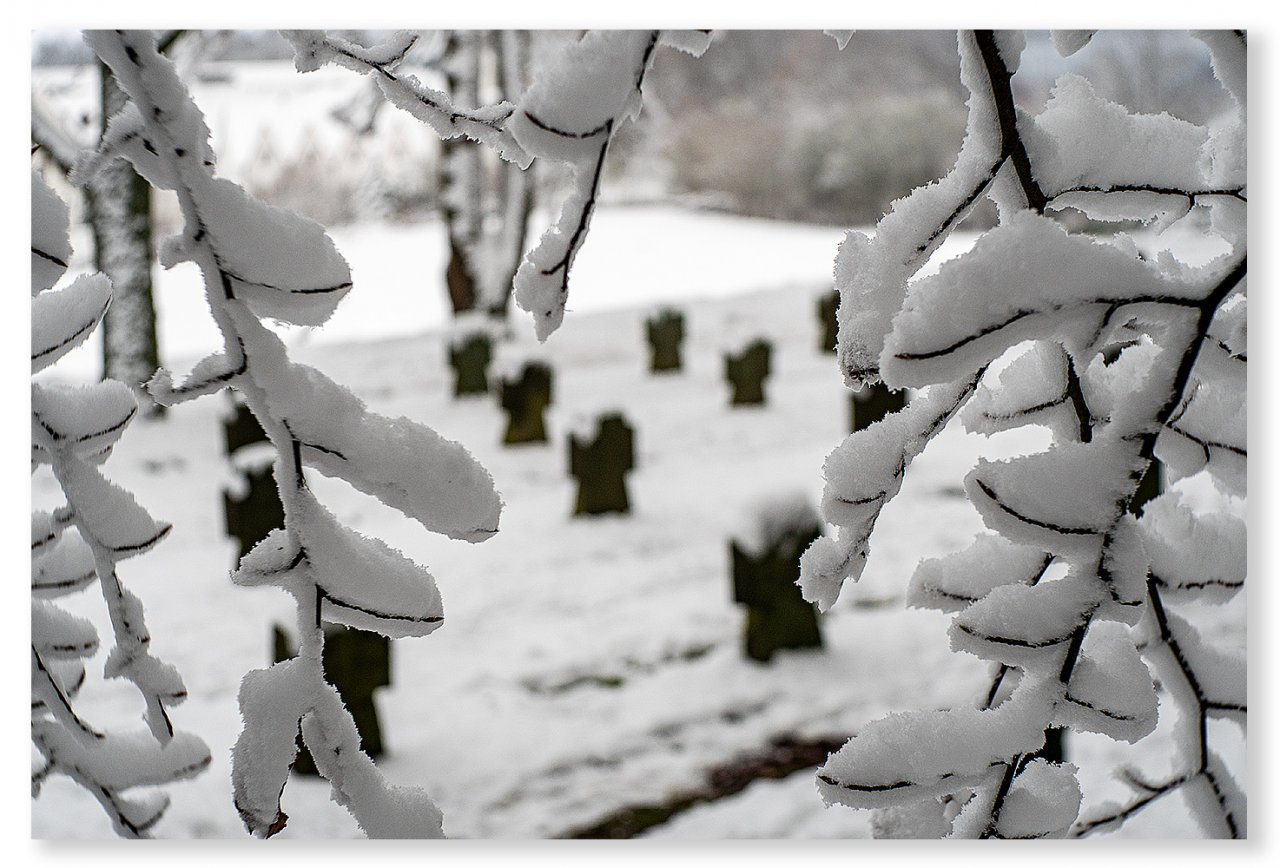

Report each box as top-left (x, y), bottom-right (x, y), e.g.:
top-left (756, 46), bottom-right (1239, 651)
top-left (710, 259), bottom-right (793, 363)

top-left (223, 464), bottom-right (285, 561)
top-left (730, 508), bottom-right (824, 663)
top-left (448, 331), bottom-right (493, 397)
top-left (273, 622), bottom-right (391, 775)
top-left (646, 308), bottom-right (685, 373)
top-left (569, 412), bottom-right (635, 516)
top-left (724, 339), bottom-right (771, 406)
top-left (850, 383), bottom-right (907, 432)
top-left (221, 394), bottom-right (283, 563)
top-left (500, 362), bottom-right (554, 444)
top-left (223, 398), bottom-right (270, 455)
top-left (817, 289), bottom-right (839, 354)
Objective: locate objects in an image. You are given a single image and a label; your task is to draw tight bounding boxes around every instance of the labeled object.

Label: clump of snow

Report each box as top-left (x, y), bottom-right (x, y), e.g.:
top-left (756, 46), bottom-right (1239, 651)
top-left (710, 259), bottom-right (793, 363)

top-left (32, 169), bottom-right (72, 293)
top-left (1138, 491), bottom-right (1246, 601)
top-left (909, 533), bottom-right (1048, 613)
top-left (817, 676), bottom-right (1055, 811)
top-left (1057, 621), bottom-right (1157, 743)
top-left (191, 178), bottom-right (353, 327)
top-left (1049, 30), bottom-right (1095, 57)
top-left (1026, 74), bottom-right (1210, 194)
top-left (32, 275), bottom-right (113, 374)
top-left (961, 342), bottom-right (1075, 441)
top-left (992, 758), bottom-right (1081, 839)
top-left (965, 436), bottom-right (1138, 554)
top-left (949, 573), bottom-right (1102, 669)
top-left (881, 212), bottom-right (1209, 389)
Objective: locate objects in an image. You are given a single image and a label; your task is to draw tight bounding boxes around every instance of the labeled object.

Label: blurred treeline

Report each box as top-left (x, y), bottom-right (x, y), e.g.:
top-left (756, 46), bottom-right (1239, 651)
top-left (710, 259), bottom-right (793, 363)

top-left (34, 29), bottom-right (1228, 230)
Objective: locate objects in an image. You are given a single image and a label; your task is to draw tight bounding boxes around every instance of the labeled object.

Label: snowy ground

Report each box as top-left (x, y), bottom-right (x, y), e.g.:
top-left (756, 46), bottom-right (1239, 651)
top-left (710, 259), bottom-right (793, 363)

top-left (29, 204), bottom-right (1244, 841)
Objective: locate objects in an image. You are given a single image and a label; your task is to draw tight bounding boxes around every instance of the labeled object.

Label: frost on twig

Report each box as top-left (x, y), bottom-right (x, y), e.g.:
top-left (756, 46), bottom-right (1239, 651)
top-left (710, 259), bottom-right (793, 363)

top-left (31, 167), bottom-right (210, 837)
top-left (290, 29), bottom-right (713, 340)
top-left (807, 29), bottom-right (1245, 838)
top-left (75, 30), bottom-right (502, 838)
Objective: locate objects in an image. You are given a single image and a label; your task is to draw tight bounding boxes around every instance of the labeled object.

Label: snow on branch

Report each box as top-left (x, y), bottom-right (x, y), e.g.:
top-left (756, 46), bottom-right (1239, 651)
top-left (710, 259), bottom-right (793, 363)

top-left (30, 167), bottom-right (210, 838)
top-left (292, 29), bottom-right (712, 341)
top-left (808, 28), bottom-right (1246, 838)
top-left (75, 30), bottom-right (502, 838)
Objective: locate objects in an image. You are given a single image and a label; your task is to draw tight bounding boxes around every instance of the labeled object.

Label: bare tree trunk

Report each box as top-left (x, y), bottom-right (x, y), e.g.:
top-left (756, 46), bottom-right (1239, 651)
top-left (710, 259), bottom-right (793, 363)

top-left (88, 62), bottom-right (162, 415)
top-left (486, 29), bottom-right (533, 319)
top-left (440, 31), bottom-right (482, 314)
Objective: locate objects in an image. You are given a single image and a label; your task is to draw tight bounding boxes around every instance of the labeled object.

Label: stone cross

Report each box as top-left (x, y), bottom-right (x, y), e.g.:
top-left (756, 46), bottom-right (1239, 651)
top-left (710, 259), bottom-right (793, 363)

top-left (730, 517), bottom-right (824, 663)
top-left (569, 412), bottom-right (635, 516)
top-left (850, 383), bottom-right (907, 432)
top-left (724, 339), bottom-right (771, 406)
top-left (817, 289), bottom-right (839, 354)
top-left (448, 331), bottom-right (492, 397)
top-left (500, 362), bottom-right (554, 444)
top-left (221, 397), bottom-right (283, 562)
top-left (273, 622), bottom-right (392, 775)
top-left (646, 308), bottom-right (685, 373)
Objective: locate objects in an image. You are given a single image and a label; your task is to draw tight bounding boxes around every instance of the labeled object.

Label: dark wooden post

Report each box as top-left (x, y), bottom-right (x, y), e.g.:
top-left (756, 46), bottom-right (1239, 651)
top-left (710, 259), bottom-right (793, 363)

top-left (569, 413), bottom-right (635, 516)
top-left (448, 331), bottom-right (492, 396)
top-left (500, 362), bottom-right (554, 444)
top-left (724, 339), bottom-right (771, 406)
top-left (850, 383), bottom-right (908, 432)
top-left (730, 511), bottom-right (824, 663)
top-left (274, 623), bottom-right (392, 775)
top-left (645, 308), bottom-right (684, 373)
top-left (818, 289), bottom-right (839, 354)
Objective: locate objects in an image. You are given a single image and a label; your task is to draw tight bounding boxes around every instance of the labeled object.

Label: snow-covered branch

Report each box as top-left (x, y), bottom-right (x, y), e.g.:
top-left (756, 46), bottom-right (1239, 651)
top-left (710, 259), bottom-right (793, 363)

top-left (74, 30), bottom-right (502, 838)
top-left (808, 28), bottom-right (1246, 838)
top-left (290, 29), bottom-right (712, 340)
top-left (31, 167), bottom-right (210, 838)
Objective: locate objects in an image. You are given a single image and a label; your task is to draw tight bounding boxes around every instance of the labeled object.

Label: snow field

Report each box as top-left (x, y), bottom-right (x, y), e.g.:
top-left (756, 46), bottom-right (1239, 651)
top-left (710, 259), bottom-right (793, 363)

top-left (31, 269), bottom-right (1242, 838)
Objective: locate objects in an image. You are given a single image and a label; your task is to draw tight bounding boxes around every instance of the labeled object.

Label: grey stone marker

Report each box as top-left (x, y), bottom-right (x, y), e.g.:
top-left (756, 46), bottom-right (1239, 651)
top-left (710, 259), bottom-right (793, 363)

top-left (730, 505), bottom-right (824, 663)
top-left (448, 331), bottom-right (492, 397)
top-left (273, 623), bottom-right (391, 775)
top-left (818, 289), bottom-right (839, 354)
top-left (646, 308), bottom-right (685, 373)
top-left (850, 383), bottom-right (907, 432)
top-left (500, 362), bottom-right (553, 444)
top-left (221, 395), bottom-right (283, 563)
top-left (725, 339), bottom-right (771, 406)
top-left (569, 413), bottom-right (635, 516)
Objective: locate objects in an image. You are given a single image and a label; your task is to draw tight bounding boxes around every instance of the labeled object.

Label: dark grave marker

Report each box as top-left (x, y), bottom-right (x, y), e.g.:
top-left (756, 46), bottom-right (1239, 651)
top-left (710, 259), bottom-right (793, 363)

top-left (500, 362), bottom-right (553, 444)
top-left (850, 383), bottom-right (908, 432)
top-left (817, 289), bottom-right (839, 354)
top-left (223, 465), bottom-right (285, 562)
top-left (223, 398), bottom-right (270, 455)
top-left (221, 395), bottom-right (283, 563)
top-left (569, 412), bottom-right (635, 516)
top-left (724, 339), bottom-right (771, 406)
top-left (273, 622), bottom-right (391, 775)
top-left (448, 331), bottom-right (493, 397)
top-left (646, 308), bottom-right (685, 373)
top-left (1129, 459), bottom-right (1164, 517)
top-left (730, 504), bottom-right (824, 663)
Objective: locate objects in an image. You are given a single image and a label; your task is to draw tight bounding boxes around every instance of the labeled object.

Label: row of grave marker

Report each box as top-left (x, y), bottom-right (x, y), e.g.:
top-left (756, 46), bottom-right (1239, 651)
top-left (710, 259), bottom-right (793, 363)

top-left (451, 295), bottom-right (906, 424)
top-left (218, 284), bottom-right (1165, 769)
